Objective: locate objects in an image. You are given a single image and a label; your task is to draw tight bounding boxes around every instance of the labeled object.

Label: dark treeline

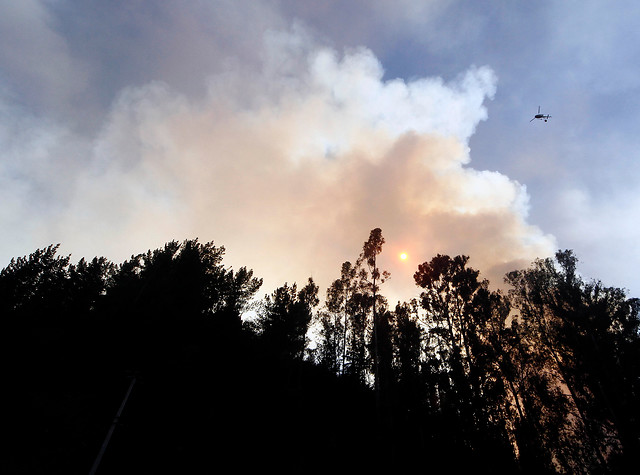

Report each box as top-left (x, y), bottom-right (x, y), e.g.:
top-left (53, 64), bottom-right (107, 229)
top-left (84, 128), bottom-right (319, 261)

top-left (2, 230), bottom-right (639, 474)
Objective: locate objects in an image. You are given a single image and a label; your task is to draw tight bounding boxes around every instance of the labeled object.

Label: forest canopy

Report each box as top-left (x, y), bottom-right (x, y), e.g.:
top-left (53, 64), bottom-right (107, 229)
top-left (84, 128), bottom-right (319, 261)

top-left (3, 232), bottom-right (639, 474)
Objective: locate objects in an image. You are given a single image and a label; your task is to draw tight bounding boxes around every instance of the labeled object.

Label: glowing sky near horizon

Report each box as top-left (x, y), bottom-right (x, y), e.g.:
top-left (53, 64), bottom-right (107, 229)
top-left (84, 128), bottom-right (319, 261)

top-left (2, 1), bottom-right (640, 302)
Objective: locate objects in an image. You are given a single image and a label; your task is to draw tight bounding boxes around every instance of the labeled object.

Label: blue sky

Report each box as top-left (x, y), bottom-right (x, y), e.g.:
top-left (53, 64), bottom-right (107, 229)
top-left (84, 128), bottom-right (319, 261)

top-left (2, 1), bottom-right (639, 302)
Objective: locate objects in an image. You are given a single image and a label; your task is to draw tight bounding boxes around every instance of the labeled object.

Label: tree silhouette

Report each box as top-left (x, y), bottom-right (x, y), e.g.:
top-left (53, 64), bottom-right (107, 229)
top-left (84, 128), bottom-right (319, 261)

top-left (414, 254), bottom-right (518, 469)
top-left (392, 301), bottom-right (424, 409)
top-left (358, 228), bottom-right (390, 396)
top-left (0, 244), bottom-right (70, 318)
top-left (506, 250), bottom-right (640, 472)
top-left (254, 278), bottom-right (319, 361)
top-left (4, 236), bottom-right (639, 474)
top-left (324, 261), bottom-right (359, 375)
top-left (413, 255), bottom-right (481, 414)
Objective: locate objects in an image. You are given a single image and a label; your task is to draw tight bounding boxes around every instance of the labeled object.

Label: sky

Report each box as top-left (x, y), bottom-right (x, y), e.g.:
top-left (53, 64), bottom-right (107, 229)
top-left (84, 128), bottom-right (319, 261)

top-left (2, 1), bottom-right (640, 304)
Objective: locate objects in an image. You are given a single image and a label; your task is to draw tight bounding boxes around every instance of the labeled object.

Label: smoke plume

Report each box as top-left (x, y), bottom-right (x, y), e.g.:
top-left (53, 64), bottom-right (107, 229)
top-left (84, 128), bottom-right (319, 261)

top-left (1, 26), bottom-right (555, 303)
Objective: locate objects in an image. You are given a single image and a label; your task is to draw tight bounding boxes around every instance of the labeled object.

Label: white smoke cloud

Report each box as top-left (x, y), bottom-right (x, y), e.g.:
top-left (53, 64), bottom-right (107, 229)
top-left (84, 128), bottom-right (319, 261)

top-left (1, 24), bottom-right (556, 304)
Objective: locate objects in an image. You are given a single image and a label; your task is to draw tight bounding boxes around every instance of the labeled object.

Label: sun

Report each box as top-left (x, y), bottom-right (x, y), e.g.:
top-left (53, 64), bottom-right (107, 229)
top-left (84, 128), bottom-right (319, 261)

top-left (400, 252), bottom-right (408, 261)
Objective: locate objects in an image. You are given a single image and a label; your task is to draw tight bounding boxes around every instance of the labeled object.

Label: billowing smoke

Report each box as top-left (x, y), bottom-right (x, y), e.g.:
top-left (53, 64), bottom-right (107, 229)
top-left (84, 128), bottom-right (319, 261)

top-left (1, 26), bottom-right (555, 304)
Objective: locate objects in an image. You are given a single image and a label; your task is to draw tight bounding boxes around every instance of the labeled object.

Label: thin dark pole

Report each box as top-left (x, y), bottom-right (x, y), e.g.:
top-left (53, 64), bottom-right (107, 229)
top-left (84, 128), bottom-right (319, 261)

top-left (88, 376), bottom-right (136, 475)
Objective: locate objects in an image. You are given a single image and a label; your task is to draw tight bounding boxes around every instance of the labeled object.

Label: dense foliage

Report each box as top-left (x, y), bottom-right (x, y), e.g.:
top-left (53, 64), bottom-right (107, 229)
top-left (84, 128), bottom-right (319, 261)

top-left (2, 233), bottom-right (639, 474)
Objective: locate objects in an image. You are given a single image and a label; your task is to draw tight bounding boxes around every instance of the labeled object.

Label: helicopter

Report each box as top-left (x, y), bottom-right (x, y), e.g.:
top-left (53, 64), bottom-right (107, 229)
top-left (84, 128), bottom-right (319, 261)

top-left (530, 106), bottom-right (551, 122)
